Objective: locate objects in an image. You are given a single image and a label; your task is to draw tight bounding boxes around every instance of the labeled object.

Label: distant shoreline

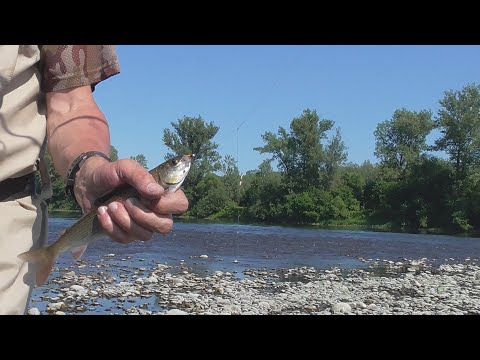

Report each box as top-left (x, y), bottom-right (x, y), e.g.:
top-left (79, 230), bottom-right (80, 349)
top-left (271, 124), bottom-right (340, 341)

top-left (47, 209), bottom-right (480, 238)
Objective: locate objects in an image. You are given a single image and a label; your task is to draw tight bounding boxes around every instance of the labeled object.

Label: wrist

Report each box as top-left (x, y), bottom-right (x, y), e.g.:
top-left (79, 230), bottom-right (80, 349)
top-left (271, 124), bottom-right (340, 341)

top-left (65, 151), bottom-right (112, 203)
top-left (80, 156), bottom-right (112, 174)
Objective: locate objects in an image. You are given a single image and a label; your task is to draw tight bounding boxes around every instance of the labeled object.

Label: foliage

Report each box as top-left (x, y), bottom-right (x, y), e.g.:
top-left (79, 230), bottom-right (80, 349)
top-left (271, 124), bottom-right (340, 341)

top-left (46, 83), bottom-right (480, 235)
top-left (189, 173), bottom-right (233, 218)
top-left (254, 109), bottom-right (346, 192)
top-left (374, 108), bottom-right (434, 177)
top-left (130, 154), bottom-right (148, 169)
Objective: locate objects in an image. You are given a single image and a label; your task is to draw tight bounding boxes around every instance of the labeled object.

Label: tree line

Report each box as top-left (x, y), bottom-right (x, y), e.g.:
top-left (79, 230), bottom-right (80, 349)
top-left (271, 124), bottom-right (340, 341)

top-left (46, 83), bottom-right (480, 234)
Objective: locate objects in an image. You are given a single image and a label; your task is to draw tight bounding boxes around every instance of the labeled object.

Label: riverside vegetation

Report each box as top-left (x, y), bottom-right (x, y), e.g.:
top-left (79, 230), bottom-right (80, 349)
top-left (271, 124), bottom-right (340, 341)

top-left (44, 83), bottom-right (480, 235)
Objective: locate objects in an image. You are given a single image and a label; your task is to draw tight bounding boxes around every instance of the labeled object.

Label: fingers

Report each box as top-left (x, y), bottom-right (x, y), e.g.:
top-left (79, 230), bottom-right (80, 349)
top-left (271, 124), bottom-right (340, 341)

top-left (141, 189), bottom-right (189, 215)
top-left (97, 197), bottom-right (175, 244)
top-left (124, 198), bottom-right (174, 234)
top-left (97, 202), bottom-right (155, 244)
top-left (114, 159), bottom-right (165, 200)
top-left (97, 205), bottom-right (133, 244)
top-left (94, 159), bottom-right (189, 245)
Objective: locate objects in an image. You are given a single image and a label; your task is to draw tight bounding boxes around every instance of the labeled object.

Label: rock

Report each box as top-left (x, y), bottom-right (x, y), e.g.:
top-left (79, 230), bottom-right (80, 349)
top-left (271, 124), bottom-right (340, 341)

top-left (55, 311), bottom-right (66, 315)
top-left (48, 302), bottom-right (65, 311)
top-left (70, 285), bottom-right (85, 292)
top-left (223, 304), bottom-right (241, 314)
top-left (233, 260), bottom-right (239, 263)
top-left (105, 254), bottom-right (115, 257)
top-left (28, 308), bottom-right (41, 315)
top-left (357, 302), bottom-right (367, 309)
top-left (146, 276), bottom-right (158, 284)
top-left (439, 264), bottom-right (454, 272)
top-left (258, 301), bottom-right (270, 310)
top-left (332, 302), bottom-right (351, 314)
top-left (367, 304), bottom-right (378, 311)
top-left (166, 309), bottom-right (188, 315)
top-left (199, 255), bottom-right (208, 259)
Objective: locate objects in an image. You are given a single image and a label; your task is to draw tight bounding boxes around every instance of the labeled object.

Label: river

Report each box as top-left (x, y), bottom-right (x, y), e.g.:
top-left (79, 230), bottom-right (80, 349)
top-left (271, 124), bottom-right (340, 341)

top-left (43, 216), bottom-right (480, 274)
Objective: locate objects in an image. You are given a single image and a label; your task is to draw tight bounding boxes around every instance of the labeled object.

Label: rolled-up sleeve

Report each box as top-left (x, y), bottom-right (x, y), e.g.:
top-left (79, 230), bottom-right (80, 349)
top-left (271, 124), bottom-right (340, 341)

top-left (39, 45), bottom-right (121, 92)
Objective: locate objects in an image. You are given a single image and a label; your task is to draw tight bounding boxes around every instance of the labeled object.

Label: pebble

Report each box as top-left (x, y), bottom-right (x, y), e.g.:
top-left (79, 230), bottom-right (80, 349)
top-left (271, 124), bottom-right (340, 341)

top-left (332, 302), bottom-right (351, 314)
top-left (28, 308), bottom-right (41, 315)
top-left (29, 257), bottom-right (480, 316)
top-left (165, 309), bottom-right (189, 315)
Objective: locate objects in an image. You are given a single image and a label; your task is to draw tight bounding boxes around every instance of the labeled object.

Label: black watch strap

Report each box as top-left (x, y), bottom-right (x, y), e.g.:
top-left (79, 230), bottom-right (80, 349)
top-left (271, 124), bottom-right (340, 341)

top-left (65, 151), bottom-right (112, 202)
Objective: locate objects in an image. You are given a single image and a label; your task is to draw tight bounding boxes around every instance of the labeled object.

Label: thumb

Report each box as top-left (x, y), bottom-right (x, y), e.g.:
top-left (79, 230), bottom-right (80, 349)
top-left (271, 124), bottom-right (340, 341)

top-left (114, 160), bottom-right (164, 199)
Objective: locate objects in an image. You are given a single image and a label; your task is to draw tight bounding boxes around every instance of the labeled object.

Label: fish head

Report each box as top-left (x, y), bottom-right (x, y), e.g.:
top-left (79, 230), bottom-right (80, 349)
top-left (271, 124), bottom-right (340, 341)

top-left (157, 154), bottom-right (194, 192)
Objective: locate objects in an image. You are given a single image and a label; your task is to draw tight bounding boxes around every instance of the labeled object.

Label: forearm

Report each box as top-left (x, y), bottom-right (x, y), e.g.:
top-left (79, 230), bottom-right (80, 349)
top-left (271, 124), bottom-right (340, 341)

top-left (46, 86), bottom-right (111, 179)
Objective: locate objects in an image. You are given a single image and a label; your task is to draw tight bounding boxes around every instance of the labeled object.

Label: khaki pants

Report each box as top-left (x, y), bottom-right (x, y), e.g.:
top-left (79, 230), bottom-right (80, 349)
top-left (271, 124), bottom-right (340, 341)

top-left (0, 193), bottom-right (48, 315)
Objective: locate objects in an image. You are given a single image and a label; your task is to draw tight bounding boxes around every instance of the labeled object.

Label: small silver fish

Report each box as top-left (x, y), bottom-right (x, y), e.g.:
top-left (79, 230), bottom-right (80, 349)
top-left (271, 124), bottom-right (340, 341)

top-left (18, 154), bottom-right (194, 286)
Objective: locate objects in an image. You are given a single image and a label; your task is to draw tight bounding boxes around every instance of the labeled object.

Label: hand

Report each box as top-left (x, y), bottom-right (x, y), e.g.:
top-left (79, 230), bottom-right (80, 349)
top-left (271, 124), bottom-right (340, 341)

top-left (74, 157), bottom-right (189, 243)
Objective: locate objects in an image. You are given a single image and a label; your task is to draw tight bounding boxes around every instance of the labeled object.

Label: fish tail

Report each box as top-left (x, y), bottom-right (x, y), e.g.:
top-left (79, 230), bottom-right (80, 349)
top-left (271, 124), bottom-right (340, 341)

top-left (18, 246), bottom-right (57, 287)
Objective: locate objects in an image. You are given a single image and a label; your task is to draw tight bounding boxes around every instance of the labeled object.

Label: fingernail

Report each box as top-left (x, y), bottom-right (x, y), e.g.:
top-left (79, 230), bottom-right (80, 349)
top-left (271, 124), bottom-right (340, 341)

top-left (108, 202), bottom-right (118, 212)
top-left (98, 206), bottom-right (107, 215)
top-left (147, 183), bottom-right (162, 193)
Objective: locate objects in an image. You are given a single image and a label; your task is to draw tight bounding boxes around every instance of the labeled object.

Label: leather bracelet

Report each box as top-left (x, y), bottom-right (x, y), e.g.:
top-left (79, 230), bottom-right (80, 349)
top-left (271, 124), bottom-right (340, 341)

top-left (65, 151), bottom-right (112, 203)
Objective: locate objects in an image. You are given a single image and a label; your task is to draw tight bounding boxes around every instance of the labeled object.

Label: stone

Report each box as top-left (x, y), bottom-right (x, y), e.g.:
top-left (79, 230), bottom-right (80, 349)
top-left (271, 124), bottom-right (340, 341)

top-left (166, 309), bottom-right (188, 315)
top-left (28, 308), bottom-right (41, 315)
top-left (331, 302), bottom-right (351, 314)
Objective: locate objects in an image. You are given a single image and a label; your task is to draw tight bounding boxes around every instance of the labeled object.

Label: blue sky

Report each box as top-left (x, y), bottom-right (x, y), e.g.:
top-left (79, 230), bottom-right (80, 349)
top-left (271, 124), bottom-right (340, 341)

top-left (92, 45), bottom-right (480, 174)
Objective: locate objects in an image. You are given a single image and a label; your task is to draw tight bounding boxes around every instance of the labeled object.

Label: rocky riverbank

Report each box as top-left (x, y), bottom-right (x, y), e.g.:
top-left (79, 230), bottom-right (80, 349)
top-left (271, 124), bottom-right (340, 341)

top-left (27, 254), bottom-right (480, 315)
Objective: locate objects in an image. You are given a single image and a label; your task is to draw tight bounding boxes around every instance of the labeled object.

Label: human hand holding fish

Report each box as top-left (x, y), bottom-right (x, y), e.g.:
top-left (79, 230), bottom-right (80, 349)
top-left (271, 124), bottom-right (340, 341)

top-left (76, 156), bottom-right (190, 243)
top-left (18, 154), bottom-right (194, 287)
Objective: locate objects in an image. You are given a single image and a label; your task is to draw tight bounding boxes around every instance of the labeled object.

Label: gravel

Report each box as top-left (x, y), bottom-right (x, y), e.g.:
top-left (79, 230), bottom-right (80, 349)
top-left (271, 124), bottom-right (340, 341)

top-left (28, 257), bottom-right (480, 315)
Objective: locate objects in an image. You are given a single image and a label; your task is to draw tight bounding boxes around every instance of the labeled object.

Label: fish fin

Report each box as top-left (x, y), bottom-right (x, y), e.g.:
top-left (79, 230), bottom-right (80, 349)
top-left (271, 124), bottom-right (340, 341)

top-left (71, 244), bottom-right (89, 260)
top-left (18, 247), bottom-right (56, 287)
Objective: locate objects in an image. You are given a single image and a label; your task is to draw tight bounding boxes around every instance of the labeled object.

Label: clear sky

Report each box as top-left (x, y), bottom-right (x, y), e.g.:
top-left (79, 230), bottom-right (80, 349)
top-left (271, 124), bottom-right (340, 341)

top-left (92, 45), bottom-right (480, 174)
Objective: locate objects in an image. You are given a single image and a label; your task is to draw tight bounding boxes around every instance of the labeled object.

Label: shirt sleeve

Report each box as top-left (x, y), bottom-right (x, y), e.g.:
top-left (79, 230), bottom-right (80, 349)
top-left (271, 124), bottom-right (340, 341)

top-left (39, 45), bottom-right (121, 92)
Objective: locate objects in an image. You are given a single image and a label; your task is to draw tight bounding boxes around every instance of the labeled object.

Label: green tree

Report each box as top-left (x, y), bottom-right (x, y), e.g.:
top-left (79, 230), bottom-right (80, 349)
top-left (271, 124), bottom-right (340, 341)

top-left (340, 170), bottom-right (366, 206)
top-left (434, 84), bottom-right (480, 183)
top-left (241, 160), bottom-right (283, 222)
top-left (254, 109), bottom-right (336, 192)
top-left (374, 108), bottom-right (434, 177)
top-left (163, 115), bottom-right (222, 191)
top-left (402, 155), bottom-right (452, 229)
top-left (44, 152), bottom-right (79, 211)
top-left (110, 145), bottom-right (119, 161)
top-left (190, 173), bottom-right (232, 218)
top-left (322, 127), bottom-right (348, 189)
top-left (130, 154), bottom-right (148, 169)
top-left (221, 154), bottom-right (241, 203)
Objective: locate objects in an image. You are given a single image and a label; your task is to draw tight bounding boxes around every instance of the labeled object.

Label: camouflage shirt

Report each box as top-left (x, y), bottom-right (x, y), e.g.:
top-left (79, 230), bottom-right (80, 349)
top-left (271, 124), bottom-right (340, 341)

top-left (38, 45), bottom-right (121, 92)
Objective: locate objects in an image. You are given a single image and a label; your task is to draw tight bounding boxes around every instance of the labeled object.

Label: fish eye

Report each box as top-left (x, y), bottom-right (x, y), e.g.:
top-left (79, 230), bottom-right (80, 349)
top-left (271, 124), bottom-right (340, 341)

top-left (170, 158), bottom-right (179, 166)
